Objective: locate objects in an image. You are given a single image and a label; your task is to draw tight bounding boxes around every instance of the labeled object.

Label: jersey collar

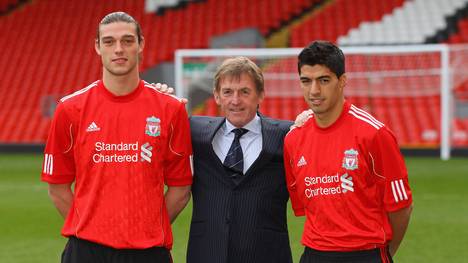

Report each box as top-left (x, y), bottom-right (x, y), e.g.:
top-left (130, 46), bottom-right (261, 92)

top-left (312, 100), bottom-right (351, 132)
top-left (98, 80), bottom-right (144, 102)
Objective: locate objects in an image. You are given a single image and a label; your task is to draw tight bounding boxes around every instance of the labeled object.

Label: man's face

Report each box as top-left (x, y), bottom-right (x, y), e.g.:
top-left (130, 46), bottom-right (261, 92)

top-left (95, 22), bottom-right (144, 76)
top-left (299, 64), bottom-right (346, 117)
top-left (214, 73), bottom-right (264, 128)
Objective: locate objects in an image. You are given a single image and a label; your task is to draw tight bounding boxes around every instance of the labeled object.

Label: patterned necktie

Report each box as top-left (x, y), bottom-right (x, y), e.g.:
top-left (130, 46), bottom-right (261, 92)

top-left (223, 128), bottom-right (248, 176)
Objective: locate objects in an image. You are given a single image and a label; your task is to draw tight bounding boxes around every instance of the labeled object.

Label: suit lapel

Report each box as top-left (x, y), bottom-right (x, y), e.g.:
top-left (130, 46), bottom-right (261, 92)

top-left (202, 117), bottom-right (237, 187)
top-left (202, 118), bottom-right (224, 148)
top-left (240, 116), bottom-right (283, 183)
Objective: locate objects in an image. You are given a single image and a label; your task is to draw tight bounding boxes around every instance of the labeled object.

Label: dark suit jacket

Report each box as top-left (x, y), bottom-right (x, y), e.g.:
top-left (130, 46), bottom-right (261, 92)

top-left (187, 115), bottom-right (293, 263)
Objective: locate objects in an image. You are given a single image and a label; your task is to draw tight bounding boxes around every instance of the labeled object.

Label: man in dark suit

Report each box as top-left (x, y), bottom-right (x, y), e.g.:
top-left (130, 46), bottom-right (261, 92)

top-left (187, 57), bottom-right (293, 263)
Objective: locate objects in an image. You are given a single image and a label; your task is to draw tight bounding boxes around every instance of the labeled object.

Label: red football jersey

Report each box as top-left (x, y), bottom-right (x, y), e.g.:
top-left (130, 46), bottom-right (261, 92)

top-left (41, 80), bottom-right (193, 249)
top-left (284, 101), bottom-right (412, 251)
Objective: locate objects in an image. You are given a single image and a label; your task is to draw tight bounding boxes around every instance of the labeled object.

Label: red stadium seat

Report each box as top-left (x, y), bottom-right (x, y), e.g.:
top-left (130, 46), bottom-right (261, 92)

top-left (448, 19), bottom-right (468, 43)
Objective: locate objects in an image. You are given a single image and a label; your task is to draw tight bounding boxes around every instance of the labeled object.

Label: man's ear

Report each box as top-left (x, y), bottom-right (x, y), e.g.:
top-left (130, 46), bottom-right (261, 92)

top-left (213, 89), bottom-right (221, 105)
top-left (95, 39), bottom-right (101, 56)
top-left (339, 73), bottom-right (347, 91)
top-left (258, 90), bottom-right (265, 104)
top-left (138, 36), bottom-right (145, 53)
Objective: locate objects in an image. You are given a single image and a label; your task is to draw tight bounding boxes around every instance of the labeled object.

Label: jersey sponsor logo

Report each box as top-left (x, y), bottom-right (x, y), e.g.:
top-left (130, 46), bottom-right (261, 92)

top-left (340, 173), bottom-right (354, 192)
top-left (342, 149), bottom-right (358, 170)
top-left (43, 154), bottom-right (53, 175)
top-left (140, 142), bottom-right (153, 163)
top-left (303, 172), bottom-right (354, 198)
top-left (86, 122), bottom-right (101, 132)
top-left (391, 179), bottom-right (409, 203)
top-left (145, 116), bottom-right (161, 137)
top-left (297, 156), bottom-right (307, 167)
top-left (92, 141), bottom-right (153, 163)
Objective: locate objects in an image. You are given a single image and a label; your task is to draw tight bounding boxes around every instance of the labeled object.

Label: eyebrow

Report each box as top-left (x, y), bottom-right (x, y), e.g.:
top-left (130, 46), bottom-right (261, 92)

top-left (121, 35), bottom-right (136, 39)
top-left (101, 34), bottom-right (136, 40)
top-left (300, 75), bottom-right (331, 80)
top-left (101, 36), bottom-right (114, 41)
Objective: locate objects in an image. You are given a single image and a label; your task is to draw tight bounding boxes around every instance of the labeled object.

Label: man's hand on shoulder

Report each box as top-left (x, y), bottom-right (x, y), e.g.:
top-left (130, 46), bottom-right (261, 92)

top-left (151, 82), bottom-right (188, 104)
top-left (290, 109), bottom-right (313, 130)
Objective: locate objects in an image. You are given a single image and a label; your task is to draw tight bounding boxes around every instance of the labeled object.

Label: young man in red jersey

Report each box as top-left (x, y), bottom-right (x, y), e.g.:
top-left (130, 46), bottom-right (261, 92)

top-left (284, 41), bottom-right (413, 263)
top-left (41, 12), bottom-right (192, 263)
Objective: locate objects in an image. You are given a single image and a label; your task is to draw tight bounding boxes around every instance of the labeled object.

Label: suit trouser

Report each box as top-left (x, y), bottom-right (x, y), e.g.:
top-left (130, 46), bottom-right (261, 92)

top-left (61, 236), bottom-right (172, 263)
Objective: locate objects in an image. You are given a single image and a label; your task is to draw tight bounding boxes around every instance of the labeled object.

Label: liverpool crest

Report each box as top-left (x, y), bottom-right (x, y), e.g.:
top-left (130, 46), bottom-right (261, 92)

top-left (145, 116), bottom-right (161, 137)
top-left (342, 149), bottom-right (358, 170)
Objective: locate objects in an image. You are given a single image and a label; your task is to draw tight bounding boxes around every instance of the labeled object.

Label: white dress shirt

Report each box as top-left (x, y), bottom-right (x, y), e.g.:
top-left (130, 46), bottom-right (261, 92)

top-left (212, 114), bottom-right (263, 174)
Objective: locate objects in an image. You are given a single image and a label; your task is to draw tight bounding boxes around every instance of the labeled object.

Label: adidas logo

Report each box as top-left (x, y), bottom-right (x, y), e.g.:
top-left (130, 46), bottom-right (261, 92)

top-left (86, 122), bottom-right (101, 132)
top-left (297, 156), bottom-right (307, 167)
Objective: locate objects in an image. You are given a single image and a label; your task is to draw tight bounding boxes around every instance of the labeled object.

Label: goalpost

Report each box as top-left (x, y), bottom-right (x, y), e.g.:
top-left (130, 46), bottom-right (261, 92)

top-left (175, 44), bottom-right (468, 160)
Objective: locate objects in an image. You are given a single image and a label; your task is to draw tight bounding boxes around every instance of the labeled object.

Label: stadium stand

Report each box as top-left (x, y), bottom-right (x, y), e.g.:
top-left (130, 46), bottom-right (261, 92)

top-left (145, 0), bottom-right (194, 14)
top-left (337, 0), bottom-right (468, 46)
top-left (285, 0), bottom-right (467, 147)
top-left (290, 0), bottom-right (406, 47)
top-left (0, 0), bottom-right (315, 143)
top-left (0, 0), bottom-right (467, 149)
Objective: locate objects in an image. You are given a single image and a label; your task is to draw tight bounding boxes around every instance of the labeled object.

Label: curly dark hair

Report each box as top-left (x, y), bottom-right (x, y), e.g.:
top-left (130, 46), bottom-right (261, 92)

top-left (298, 41), bottom-right (345, 77)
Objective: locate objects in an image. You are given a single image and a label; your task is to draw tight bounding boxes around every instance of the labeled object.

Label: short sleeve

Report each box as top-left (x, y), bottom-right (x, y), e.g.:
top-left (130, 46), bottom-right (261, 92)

top-left (41, 102), bottom-right (76, 184)
top-left (164, 103), bottom-right (193, 186)
top-left (370, 127), bottom-right (412, 212)
top-left (284, 136), bottom-right (305, 216)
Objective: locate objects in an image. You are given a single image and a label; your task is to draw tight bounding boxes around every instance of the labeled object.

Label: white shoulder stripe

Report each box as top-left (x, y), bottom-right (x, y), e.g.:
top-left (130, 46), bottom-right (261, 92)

top-left (349, 107), bottom-right (383, 128)
top-left (348, 111), bottom-right (381, 130)
top-left (399, 179), bottom-right (408, 200)
top-left (144, 84), bottom-right (184, 103)
top-left (391, 181), bottom-right (399, 203)
top-left (43, 154), bottom-right (48, 174)
top-left (43, 154), bottom-right (53, 175)
top-left (49, 154), bottom-right (53, 175)
top-left (395, 180), bottom-right (404, 200)
top-left (391, 179), bottom-right (409, 203)
top-left (60, 81), bottom-right (99, 102)
top-left (350, 105), bottom-right (384, 127)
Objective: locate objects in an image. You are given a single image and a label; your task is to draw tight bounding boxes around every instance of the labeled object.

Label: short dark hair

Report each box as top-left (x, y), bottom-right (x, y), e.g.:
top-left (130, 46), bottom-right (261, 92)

top-left (298, 41), bottom-right (345, 77)
top-left (213, 56), bottom-right (264, 94)
top-left (96, 12), bottom-right (143, 44)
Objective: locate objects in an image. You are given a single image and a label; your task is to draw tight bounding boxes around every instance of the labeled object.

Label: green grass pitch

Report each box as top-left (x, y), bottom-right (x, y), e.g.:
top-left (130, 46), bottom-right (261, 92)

top-left (1, 153), bottom-right (467, 262)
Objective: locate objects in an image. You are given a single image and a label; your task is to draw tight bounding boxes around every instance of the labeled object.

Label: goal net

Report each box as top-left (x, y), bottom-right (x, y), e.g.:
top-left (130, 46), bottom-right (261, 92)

top-left (175, 44), bottom-right (468, 159)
